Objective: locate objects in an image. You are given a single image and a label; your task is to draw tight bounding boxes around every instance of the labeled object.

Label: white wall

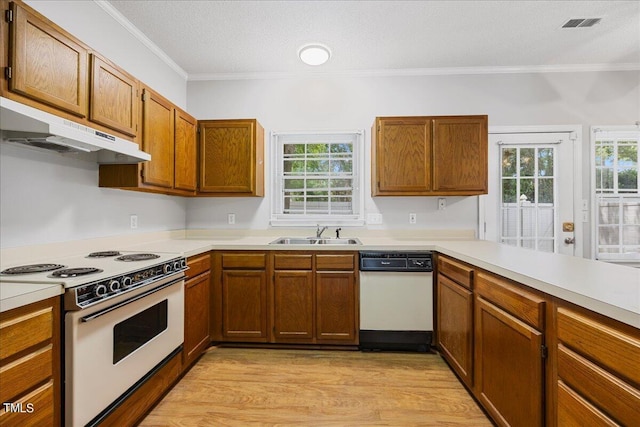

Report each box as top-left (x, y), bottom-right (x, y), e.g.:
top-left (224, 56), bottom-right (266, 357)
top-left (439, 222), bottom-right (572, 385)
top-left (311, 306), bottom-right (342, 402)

top-left (0, 1), bottom-right (189, 249)
top-left (186, 71), bottom-right (640, 247)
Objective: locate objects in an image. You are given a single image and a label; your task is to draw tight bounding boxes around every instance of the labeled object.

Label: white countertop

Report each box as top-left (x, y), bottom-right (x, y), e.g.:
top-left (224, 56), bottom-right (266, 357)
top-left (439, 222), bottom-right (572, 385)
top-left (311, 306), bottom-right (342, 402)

top-left (0, 281), bottom-right (63, 313)
top-left (1, 229), bottom-right (638, 328)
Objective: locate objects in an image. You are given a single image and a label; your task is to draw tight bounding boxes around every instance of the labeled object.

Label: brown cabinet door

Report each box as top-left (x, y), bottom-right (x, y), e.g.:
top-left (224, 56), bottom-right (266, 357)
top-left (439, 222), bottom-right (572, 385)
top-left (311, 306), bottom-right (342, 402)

top-left (174, 108), bottom-right (197, 191)
top-left (437, 274), bottom-right (474, 387)
top-left (89, 54), bottom-right (138, 137)
top-left (184, 272), bottom-right (210, 367)
top-left (222, 270), bottom-right (268, 342)
top-left (432, 116), bottom-right (488, 193)
top-left (273, 271), bottom-right (314, 342)
top-left (199, 120), bottom-right (257, 194)
top-left (315, 271), bottom-right (356, 343)
top-left (141, 88), bottom-right (174, 188)
top-left (9, 2), bottom-right (88, 117)
top-left (374, 117), bottom-right (432, 195)
top-left (474, 296), bottom-right (544, 427)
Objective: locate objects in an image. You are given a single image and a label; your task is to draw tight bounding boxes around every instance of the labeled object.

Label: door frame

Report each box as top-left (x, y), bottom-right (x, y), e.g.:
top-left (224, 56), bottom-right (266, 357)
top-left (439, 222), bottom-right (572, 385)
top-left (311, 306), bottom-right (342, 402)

top-left (479, 125), bottom-right (583, 257)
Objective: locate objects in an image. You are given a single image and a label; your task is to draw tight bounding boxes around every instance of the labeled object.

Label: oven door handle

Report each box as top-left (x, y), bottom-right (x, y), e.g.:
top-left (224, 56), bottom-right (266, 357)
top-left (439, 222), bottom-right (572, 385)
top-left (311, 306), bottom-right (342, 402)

top-left (81, 277), bottom-right (183, 323)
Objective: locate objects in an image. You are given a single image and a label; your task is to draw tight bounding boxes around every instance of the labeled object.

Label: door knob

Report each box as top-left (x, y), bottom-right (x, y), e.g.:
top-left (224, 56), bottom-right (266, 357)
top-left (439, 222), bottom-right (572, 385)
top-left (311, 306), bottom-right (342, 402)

top-left (564, 237), bottom-right (575, 244)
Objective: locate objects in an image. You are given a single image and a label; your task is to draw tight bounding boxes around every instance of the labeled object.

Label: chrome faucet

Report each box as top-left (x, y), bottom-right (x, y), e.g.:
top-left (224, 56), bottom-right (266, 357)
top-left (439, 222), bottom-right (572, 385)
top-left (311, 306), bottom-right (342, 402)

top-left (316, 224), bottom-right (329, 238)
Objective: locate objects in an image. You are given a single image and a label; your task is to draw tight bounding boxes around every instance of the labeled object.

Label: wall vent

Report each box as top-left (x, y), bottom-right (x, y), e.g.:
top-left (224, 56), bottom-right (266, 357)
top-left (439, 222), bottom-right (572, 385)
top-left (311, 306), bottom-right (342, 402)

top-left (562, 18), bottom-right (602, 28)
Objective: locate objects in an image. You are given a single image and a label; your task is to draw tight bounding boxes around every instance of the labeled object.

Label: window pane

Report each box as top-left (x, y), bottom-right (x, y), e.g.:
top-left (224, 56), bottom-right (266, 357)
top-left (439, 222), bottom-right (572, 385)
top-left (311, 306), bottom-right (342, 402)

top-left (622, 226), bottom-right (640, 245)
top-left (599, 226), bottom-right (619, 245)
top-left (284, 179), bottom-right (304, 189)
top-left (538, 208), bottom-right (554, 238)
top-left (502, 148), bottom-right (517, 177)
top-left (502, 179), bottom-right (516, 203)
top-left (330, 143), bottom-right (352, 153)
top-left (520, 178), bottom-right (535, 203)
top-left (520, 148), bottom-right (535, 176)
top-left (623, 202), bottom-right (640, 224)
top-left (596, 168), bottom-right (614, 191)
top-left (538, 148), bottom-right (554, 177)
top-left (307, 179), bottom-right (328, 189)
top-left (539, 178), bottom-right (554, 203)
top-left (521, 208), bottom-right (535, 237)
top-left (538, 240), bottom-right (554, 253)
top-left (331, 160), bottom-right (352, 173)
top-left (618, 145), bottom-right (638, 165)
top-left (618, 169), bottom-right (637, 190)
top-left (595, 145), bottom-right (613, 167)
top-left (522, 240), bottom-right (535, 250)
top-left (330, 179), bottom-right (352, 189)
top-left (502, 209), bottom-right (517, 237)
top-left (307, 143), bottom-right (328, 154)
top-left (306, 160), bottom-right (329, 173)
top-left (598, 202), bottom-right (619, 224)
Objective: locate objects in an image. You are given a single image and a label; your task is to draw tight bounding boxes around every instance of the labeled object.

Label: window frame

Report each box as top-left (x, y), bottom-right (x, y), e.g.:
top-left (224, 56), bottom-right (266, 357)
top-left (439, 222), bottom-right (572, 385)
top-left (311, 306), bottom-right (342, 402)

top-left (270, 130), bottom-right (365, 227)
top-left (590, 125), bottom-right (640, 262)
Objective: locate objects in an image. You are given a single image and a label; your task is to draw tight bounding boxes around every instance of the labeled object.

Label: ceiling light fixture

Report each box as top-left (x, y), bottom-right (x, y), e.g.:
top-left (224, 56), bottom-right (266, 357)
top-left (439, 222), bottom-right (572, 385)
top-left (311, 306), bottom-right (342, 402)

top-left (298, 43), bottom-right (331, 66)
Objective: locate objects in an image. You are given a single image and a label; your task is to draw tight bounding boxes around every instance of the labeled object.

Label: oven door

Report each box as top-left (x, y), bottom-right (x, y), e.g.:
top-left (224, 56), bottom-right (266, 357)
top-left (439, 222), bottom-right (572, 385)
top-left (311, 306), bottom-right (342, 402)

top-left (65, 275), bottom-right (184, 427)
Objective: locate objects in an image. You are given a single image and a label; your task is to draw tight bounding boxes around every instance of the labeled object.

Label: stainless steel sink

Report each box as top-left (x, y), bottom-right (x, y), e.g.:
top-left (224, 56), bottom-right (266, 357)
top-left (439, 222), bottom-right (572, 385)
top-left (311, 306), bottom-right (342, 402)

top-left (269, 237), bottom-right (362, 245)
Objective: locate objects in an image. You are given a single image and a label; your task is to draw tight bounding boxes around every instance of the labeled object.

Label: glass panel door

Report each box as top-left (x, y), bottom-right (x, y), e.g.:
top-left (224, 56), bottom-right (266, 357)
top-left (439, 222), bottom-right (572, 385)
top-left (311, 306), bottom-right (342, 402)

top-left (500, 146), bottom-right (556, 252)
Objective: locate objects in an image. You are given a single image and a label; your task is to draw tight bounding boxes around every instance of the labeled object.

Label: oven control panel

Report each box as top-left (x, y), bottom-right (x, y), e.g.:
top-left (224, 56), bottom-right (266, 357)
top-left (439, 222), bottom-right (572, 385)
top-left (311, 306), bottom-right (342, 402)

top-left (360, 252), bottom-right (433, 272)
top-left (66, 258), bottom-right (187, 310)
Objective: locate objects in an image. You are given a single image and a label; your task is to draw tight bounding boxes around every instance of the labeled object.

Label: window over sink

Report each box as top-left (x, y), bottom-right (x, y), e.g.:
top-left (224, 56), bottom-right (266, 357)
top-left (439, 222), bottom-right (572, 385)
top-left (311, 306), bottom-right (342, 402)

top-left (270, 130), bottom-right (364, 226)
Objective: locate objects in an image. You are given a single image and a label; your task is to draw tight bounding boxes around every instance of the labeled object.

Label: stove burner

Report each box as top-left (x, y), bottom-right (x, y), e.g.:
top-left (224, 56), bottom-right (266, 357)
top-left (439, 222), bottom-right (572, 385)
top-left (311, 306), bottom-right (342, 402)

top-left (1, 264), bottom-right (66, 275)
top-left (87, 251), bottom-right (121, 258)
top-left (49, 268), bottom-right (103, 278)
top-left (116, 253), bottom-right (160, 262)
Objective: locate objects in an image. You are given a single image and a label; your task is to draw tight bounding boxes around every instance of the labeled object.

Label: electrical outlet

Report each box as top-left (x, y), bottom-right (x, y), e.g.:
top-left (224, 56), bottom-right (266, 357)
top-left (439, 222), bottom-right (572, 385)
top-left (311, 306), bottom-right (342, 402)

top-left (438, 198), bottom-right (446, 210)
top-left (366, 213), bottom-right (383, 224)
top-left (409, 213), bottom-right (417, 224)
top-left (130, 214), bottom-right (138, 229)
top-left (582, 211), bottom-right (589, 223)
top-left (227, 213), bottom-right (236, 225)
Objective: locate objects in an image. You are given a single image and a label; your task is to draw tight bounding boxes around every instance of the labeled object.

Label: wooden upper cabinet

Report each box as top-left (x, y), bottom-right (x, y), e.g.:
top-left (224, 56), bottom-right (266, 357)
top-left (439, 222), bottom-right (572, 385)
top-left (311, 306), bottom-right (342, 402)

top-left (372, 115), bottom-right (488, 196)
top-left (141, 87), bottom-right (174, 189)
top-left (89, 54), bottom-right (138, 137)
top-left (373, 117), bottom-right (432, 195)
top-left (198, 119), bottom-right (265, 196)
top-left (174, 108), bottom-right (197, 191)
top-left (8, 1), bottom-right (88, 117)
top-left (433, 116), bottom-right (488, 193)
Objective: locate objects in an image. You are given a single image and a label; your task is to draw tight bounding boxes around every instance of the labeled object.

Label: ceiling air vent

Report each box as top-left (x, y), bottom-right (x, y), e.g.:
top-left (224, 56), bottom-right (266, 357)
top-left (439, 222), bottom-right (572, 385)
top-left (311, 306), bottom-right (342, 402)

top-left (562, 18), bottom-right (602, 28)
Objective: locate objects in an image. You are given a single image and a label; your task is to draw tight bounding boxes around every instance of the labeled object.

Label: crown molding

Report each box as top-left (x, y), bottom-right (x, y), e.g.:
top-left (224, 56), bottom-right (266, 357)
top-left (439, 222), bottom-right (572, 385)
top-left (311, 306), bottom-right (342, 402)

top-left (93, 0), bottom-right (188, 81)
top-left (188, 62), bottom-right (640, 81)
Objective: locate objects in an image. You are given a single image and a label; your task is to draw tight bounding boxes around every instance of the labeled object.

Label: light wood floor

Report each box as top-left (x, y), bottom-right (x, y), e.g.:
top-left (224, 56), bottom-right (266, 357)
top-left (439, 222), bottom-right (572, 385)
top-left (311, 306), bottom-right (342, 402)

top-left (140, 347), bottom-right (491, 426)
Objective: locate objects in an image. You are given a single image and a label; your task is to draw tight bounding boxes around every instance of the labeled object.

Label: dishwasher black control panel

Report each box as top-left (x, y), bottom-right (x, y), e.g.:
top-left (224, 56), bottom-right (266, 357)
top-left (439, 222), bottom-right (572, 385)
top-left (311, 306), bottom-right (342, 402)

top-left (359, 251), bottom-right (433, 272)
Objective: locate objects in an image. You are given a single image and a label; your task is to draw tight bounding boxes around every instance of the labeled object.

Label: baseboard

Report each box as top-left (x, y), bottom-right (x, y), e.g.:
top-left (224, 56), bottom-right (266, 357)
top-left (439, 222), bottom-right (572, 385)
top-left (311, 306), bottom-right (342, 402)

top-left (359, 330), bottom-right (433, 352)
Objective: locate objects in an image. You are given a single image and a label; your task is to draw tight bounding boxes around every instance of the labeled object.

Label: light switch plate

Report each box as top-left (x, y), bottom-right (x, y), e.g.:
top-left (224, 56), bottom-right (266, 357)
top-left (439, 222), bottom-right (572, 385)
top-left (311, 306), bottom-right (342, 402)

top-left (130, 215), bottom-right (138, 229)
top-left (228, 213), bottom-right (236, 225)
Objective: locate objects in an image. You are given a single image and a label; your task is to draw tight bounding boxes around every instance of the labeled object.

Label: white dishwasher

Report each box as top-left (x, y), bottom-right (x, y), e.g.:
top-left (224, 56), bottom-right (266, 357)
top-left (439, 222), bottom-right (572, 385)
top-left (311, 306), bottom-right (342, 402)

top-left (359, 251), bottom-right (433, 352)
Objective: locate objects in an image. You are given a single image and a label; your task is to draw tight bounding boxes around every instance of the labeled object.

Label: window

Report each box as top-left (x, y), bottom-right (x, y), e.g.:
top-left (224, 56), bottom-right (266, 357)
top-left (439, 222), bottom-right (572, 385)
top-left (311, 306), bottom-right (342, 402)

top-left (271, 131), bottom-right (364, 226)
top-left (592, 127), bottom-right (640, 261)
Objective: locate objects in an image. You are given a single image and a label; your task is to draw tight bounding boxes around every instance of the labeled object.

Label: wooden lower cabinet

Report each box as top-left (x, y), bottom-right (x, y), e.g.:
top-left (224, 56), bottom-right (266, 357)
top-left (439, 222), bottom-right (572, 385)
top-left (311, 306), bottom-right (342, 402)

top-left (553, 303), bottom-right (640, 427)
top-left (0, 296), bottom-right (61, 426)
top-left (222, 270), bottom-right (268, 341)
top-left (183, 253), bottom-right (211, 368)
top-left (474, 295), bottom-right (544, 427)
top-left (316, 271), bottom-right (357, 343)
top-left (273, 270), bottom-right (314, 341)
top-left (436, 273), bottom-right (473, 387)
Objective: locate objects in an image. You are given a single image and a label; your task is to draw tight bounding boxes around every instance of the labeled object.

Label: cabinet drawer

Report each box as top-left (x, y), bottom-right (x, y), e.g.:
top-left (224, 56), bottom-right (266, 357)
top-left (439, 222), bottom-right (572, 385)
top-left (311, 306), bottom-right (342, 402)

top-left (475, 272), bottom-right (545, 330)
top-left (316, 254), bottom-right (355, 271)
top-left (274, 254), bottom-right (313, 270)
top-left (557, 307), bottom-right (640, 386)
top-left (222, 253), bottom-right (266, 269)
top-left (0, 380), bottom-right (54, 426)
top-left (0, 306), bottom-right (53, 360)
top-left (557, 344), bottom-right (640, 426)
top-left (557, 380), bottom-right (618, 427)
top-left (437, 256), bottom-right (473, 289)
top-left (186, 253), bottom-right (211, 278)
top-left (0, 344), bottom-right (52, 403)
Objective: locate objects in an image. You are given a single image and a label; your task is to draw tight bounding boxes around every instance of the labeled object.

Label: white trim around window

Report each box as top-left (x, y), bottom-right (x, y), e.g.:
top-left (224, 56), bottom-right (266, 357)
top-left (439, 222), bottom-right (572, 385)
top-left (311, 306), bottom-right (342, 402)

top-left (270, 130), bottom-right (365, 227)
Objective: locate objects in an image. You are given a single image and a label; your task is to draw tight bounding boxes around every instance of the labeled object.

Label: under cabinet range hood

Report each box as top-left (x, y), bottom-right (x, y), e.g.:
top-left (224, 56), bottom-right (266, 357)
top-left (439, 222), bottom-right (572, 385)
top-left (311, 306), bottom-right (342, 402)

top-left (0, 96), bottom-right (151, 164)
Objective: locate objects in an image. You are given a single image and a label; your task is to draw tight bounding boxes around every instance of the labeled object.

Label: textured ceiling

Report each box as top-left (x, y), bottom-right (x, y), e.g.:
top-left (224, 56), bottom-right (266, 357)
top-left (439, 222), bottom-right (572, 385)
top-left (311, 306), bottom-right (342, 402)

top-left (106, 0), bottom-right (640, 79)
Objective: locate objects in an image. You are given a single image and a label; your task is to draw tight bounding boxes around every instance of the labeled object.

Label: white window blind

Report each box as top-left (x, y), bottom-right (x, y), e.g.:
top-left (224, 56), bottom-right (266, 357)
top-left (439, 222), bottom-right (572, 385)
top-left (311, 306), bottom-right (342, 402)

top-left (271, 131), bottom-right (364, 226)
top-left (592, 127), bottom-right (640, 261)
